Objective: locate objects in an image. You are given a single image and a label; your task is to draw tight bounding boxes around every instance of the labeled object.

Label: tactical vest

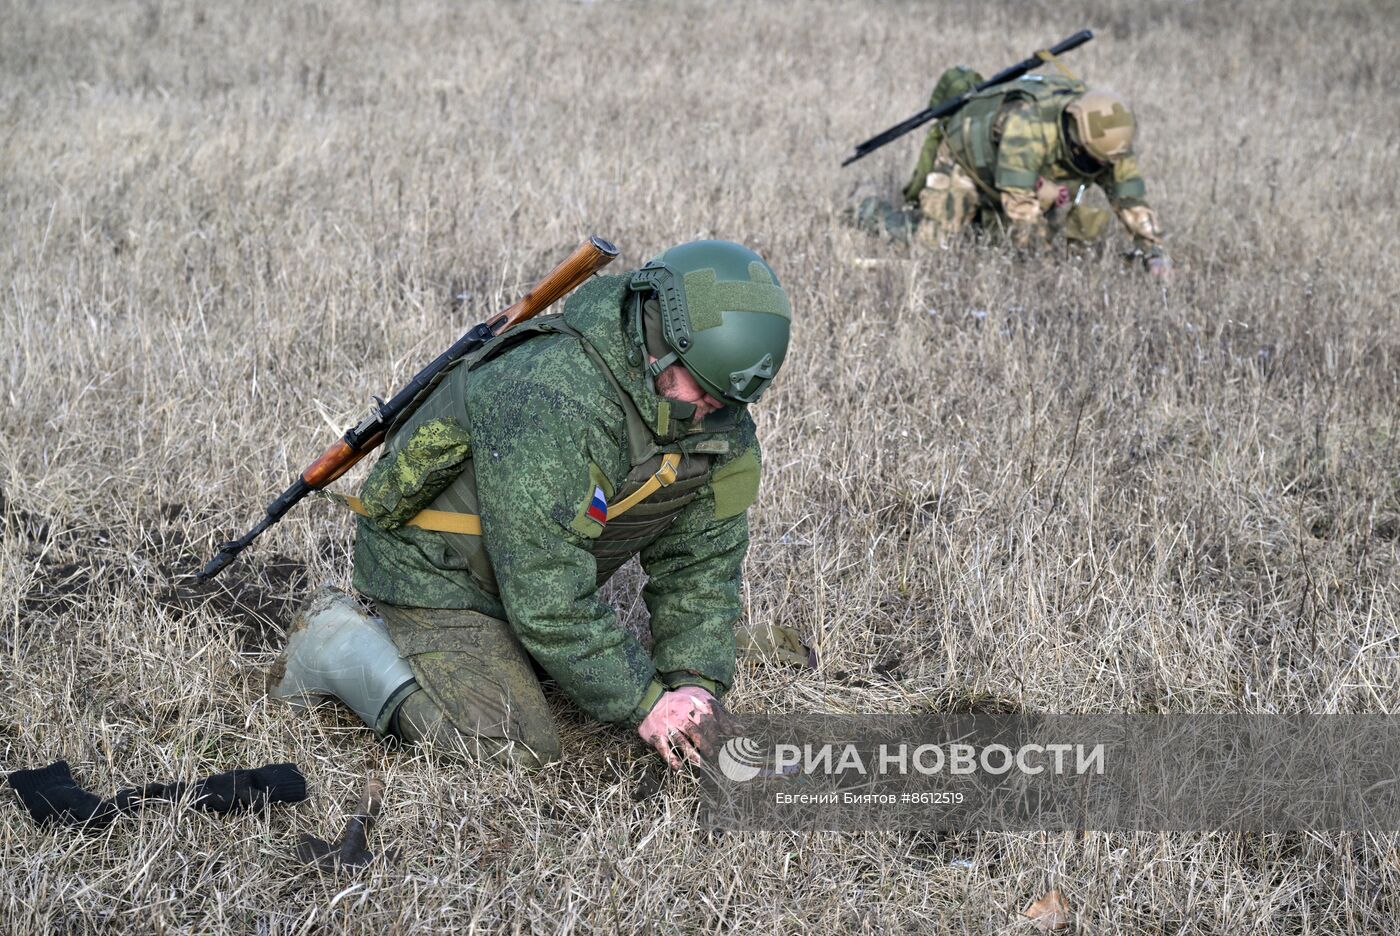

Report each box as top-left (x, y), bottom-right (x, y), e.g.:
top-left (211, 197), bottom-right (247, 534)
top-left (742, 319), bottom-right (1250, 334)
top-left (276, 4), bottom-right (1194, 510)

top-left (944, 75), bottom-right (1087, 181)
top-left (376, 315), bottom-right (725, 595)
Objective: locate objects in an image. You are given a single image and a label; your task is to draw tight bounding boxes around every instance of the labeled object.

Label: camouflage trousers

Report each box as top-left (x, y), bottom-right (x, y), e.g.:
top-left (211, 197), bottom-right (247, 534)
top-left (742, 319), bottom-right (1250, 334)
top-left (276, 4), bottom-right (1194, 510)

top-left (374, 608), bottom-right (814, 770)
top-left (848, 194), bottom-right (921, 244)
top-left (916, 142), bottom-right (1111, 249)
top-left (914, 147), bottom-right (981, 248)
top-left (379, 604), bottom-right (562, 768)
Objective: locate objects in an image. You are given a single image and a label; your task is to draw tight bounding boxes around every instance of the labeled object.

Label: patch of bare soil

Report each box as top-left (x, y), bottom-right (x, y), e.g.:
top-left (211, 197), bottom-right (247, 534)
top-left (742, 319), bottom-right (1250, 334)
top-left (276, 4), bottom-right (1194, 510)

top-left (4, 490), bottom-right (307, 651)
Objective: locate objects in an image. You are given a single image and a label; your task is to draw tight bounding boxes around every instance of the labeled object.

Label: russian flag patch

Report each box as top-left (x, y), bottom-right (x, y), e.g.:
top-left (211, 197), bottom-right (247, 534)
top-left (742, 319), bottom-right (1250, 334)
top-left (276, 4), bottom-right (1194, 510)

top-left (587, 485), bottom-right (608, 525)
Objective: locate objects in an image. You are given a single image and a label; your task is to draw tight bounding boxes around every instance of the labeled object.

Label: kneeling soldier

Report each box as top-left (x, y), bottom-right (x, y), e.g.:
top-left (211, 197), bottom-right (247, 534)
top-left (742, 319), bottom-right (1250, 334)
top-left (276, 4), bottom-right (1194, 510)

top-left (906, 68), bottom-right (1172, 278)
top-left (269, 240), bottom-right (791, 769)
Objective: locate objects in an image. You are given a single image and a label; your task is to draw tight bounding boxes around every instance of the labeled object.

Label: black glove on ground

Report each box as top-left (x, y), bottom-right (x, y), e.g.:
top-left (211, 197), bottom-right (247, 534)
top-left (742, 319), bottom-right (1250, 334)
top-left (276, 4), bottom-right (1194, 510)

top-left (6, 761), bottom-right (118, 827)
top-left (142, 763), bottom-right (307, 815)
top-left (5, 760), bottom-right (307, 829)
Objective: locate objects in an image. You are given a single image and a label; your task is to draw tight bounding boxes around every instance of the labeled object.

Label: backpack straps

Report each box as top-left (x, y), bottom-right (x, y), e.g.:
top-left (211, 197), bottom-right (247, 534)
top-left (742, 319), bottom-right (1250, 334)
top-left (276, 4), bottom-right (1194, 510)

top-left (604, 452), bottom-right (681, 516)
top-left (346, 313), bottom-right (683, 535)
top-left (335, 452), bottom-right (682, 533)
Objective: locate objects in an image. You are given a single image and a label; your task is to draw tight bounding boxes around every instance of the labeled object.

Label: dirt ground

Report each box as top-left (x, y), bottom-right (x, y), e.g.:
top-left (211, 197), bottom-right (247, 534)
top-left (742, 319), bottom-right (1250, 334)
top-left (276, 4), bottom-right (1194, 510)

top-left (2, 0), bottom-right (1398, 932)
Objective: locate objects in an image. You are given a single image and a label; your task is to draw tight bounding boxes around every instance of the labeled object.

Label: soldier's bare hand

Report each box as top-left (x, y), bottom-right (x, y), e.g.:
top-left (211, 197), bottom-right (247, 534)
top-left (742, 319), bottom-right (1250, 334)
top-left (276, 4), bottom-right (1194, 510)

top-left (1146, 255), bottom-right (1174, 283)
top-left (685, 697), bottom-right (744, 762)
top-left (637, 687), bottom-right (739, 770)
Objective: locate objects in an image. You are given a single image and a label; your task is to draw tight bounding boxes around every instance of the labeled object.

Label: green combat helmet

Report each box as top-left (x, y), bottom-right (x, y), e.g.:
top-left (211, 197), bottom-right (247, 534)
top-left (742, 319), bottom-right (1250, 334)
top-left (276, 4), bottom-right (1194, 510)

top-left (629, 240), bottom-right (792, 405)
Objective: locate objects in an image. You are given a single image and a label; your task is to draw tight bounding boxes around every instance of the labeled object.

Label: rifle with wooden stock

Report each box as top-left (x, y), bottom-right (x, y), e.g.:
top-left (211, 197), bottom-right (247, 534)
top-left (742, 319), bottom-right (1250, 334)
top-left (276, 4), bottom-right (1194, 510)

top-left (196, 235), bottom-right (620, 580)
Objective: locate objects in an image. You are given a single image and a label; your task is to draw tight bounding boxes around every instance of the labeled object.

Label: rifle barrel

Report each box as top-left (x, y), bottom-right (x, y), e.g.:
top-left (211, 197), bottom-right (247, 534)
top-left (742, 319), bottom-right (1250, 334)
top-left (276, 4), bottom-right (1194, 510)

top-left (841, 29), bottom-right (1093, 167)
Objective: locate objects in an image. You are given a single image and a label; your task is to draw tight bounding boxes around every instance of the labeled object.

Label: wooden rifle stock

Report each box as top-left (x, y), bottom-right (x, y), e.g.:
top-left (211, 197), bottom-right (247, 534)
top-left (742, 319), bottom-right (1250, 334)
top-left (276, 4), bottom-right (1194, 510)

top-left (196, 235), bottom-right (620, 580)
top-left (302, 434), bottom-right (383, 488)
top-left (486, 237), bottom-right (625, 335)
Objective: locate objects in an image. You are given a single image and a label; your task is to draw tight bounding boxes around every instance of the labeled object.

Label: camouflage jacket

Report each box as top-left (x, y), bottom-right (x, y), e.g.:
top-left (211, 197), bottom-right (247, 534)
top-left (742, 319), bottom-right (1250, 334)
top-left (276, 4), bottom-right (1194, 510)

top-left (351, 274), bottom-right (760, 725)
top-left (941, 76), bottom-right (1165, 254)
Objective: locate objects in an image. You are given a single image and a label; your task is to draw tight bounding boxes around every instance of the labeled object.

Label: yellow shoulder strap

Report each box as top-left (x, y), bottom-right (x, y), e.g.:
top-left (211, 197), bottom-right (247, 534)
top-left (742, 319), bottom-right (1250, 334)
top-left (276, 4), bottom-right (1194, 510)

top-left (605, 452), bottom-right (680, 518)
top-left (334, 452), bottom-right (682, 535)
top-left (1035, 49), bottom-right (1079, 81)
top-left (337, 495), bottom-right (483, 536)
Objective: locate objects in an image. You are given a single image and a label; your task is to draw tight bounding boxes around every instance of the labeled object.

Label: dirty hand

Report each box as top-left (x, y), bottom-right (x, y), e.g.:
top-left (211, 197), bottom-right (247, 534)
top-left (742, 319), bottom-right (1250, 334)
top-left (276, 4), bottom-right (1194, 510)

top-left (1146, 254), bottom-right (1174, 282)
top-left (637, 687), bottom-right (738, 770)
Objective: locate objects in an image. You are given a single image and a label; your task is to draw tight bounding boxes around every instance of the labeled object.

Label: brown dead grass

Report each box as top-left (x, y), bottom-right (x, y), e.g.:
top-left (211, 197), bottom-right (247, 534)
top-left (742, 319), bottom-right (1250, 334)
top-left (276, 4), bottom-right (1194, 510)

top-left (2, 0), bottom-right (1399, 932)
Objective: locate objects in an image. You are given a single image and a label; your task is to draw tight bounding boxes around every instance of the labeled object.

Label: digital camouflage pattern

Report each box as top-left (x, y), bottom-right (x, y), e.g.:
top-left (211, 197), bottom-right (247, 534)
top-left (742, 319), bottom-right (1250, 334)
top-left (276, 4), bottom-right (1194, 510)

top-left (380, 603), bottom-right (561, 768)
top-left (352, 273), bottom-right (760, 726)
top-left (916, 71), bottom-right (1167, 257)
top-left (356, 418), bottom-right (472, 530)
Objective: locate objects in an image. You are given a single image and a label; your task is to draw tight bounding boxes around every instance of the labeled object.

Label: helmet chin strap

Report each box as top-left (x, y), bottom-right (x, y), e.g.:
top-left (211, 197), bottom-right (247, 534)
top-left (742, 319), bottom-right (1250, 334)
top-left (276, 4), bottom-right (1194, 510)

top-left (647, 354), bottom-right (678, 379)
top-left (667, 400), bottom-right (698, 422)
top-left (633, 293), bottom-right (710, 425)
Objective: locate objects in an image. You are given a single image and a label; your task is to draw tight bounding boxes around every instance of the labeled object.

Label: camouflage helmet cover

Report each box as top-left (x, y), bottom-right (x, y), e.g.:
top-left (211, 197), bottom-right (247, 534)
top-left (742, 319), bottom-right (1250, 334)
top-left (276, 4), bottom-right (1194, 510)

top-left (1065, 89), bottom-right (1136, 164)
top-left (928, 65), bottom-right (985, 108)
top-left (629, 240), bottom-right (792, 405)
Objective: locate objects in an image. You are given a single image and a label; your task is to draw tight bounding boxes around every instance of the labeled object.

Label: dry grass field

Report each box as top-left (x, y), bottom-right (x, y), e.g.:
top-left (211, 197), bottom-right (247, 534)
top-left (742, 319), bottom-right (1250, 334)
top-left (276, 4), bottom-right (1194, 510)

top-left (3, 0), bottom-right (1399, 931)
